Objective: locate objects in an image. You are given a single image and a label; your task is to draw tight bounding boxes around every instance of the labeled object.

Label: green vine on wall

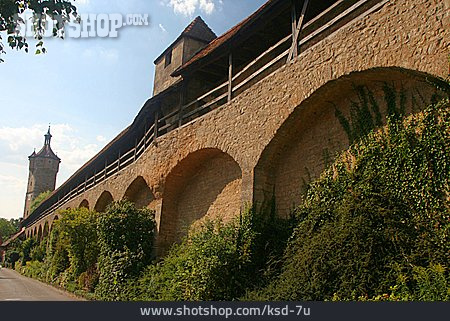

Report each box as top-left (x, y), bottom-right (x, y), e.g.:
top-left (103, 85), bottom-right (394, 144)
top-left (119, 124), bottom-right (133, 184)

top-left (334, 83), bottom-right (411, 144)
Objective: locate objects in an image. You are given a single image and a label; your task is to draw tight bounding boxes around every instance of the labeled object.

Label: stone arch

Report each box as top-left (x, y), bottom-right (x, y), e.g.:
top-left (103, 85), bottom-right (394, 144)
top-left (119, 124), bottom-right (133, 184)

top-left (254, 67), bottom-right (446, 217)
top-left (159, 148), bottom-right (242, 254)
top-left (79, 199), bottom-right (89, 209)
top-left (37, 225), bottom-right (43, 241)
top-left (43, 222), bottom-right (49, 238)
top-left (49, 215), bottom-right (59, 230)
top-left (123, 176), bottom-right (156, 209)
top-left (94, 191), bottom-right (114, 212)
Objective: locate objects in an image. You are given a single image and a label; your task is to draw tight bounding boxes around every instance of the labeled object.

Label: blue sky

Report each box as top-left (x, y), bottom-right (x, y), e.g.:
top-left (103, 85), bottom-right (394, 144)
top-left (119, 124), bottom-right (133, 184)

top-left (0, 0), bottom-right (266, 219)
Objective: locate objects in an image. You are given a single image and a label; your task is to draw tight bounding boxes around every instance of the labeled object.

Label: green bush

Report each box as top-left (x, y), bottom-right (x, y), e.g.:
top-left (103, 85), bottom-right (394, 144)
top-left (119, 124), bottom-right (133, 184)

top-left (95, 200), bottom-right (156, 301)
top-left (17, 208), bottom-right (99, 292)
top-left (255, 98), bottom-right (449, 300)
top-left (30, 237), bottom-right (47, 262)
top-left (20, 237), bottom-right (36, 264)
top-left (6, 250), bottom-right (20, 268)
top-left (134, 216), bottom-right (254, 301)
top-left (19, 260), bottom-right (49, 281)
top-left (47, 225), bottom-right (70, 281)
top-left (29, 191), bottom-right (51, 214)
top-left (55, 208), bottom-right (99, 278)
top-left (131, 209), bottom-right (293, 301)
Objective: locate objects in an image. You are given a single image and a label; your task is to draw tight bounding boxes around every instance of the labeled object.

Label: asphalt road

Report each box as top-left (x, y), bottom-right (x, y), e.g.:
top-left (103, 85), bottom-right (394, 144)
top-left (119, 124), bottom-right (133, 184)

top-left (0, 267), bottom-right (80, 301)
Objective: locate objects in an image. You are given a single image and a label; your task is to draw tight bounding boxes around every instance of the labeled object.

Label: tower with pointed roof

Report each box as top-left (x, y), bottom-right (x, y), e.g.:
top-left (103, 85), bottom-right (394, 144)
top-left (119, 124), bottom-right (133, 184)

top-left (23, 127), bottom-right (61, 219)
top-left (153, 16), bottom-right (216, 95)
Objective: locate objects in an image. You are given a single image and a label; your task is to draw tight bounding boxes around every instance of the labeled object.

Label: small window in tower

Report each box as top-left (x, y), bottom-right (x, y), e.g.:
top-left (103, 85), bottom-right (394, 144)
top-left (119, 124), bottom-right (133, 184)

top-left (165, 49), bottom-right (172, 67)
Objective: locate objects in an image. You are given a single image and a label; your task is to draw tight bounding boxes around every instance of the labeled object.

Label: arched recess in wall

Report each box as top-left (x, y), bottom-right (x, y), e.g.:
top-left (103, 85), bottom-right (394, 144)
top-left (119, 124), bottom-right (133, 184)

top-left (33, 227), bottom-right (37, 238)
top-left (79, 199), bottom-right (89, 209)
top-left (159, 148), bottom-right (243, 254)
top-left (254, 67), bottom-right (446, 218)
top-left (123, 176), bottom-right (156, 209)
top-left (50, 215), bottom-right (59, 230)
top-left (94, 191), bottom-right (114, 212)
top-left (43, 222), bottom-right (49, 238)
top-left (37, 225), bottom-right (43, 241)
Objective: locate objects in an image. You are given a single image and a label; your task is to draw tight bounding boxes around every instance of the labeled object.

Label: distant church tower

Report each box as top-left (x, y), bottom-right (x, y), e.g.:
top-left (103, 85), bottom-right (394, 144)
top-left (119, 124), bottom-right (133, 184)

top-left (23, 127), bottom-right (61, 218)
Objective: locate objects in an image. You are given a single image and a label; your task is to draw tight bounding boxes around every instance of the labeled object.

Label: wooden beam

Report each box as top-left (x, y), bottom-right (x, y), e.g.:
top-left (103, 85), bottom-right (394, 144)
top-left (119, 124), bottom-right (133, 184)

top-left (291, 0), bottom-right (298, 58)
top-left (300, 0), bottom-right (372, 46)
top-left (178, 81), bottom-right (186, 127)
top-left (143, 124), bottom-right (147, 149)
top-left (154, 107), bottom-right (159, 139)
top-left (287, 0), bottom-right (309, 62)
top-left (228, 53), bottom-right (233, 102)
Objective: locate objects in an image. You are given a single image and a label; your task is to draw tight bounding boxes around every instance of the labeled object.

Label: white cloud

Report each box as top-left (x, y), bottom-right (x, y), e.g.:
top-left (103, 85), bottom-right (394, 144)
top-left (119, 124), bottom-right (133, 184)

top-left (167, 0), bottom-right (217, 16)
top-left (159, 23), bottom-right (167, 33)
top-left (82, 47), bottom-right (119, 64)
top-left (0, 174), bottom-right (26, 193)
top-left (96, 135), bottom-right (107, 143)
top-left (199, 0), bottom-right (215, 15)
top-left (72, 0), bottom-right (90, 6)
top-left (0, 123), bottom-right (103, 219)
top-left (0, 164), bottom-right (28, 220)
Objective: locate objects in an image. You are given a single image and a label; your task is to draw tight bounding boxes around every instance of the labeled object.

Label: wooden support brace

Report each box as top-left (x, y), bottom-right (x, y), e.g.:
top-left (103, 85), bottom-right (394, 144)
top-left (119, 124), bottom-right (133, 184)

top-left (144, 124), bottom-right (147, 149)
top-left (287, 0), bottom-right (309, 62)
top-left (178, 82), bottom-right (186, 127)
top-left (154, 108), bottom-right (159, 139)
top-left (228, 52), bottom-right (233, 102)
top-left (291, 0), bottom-right (298, 58)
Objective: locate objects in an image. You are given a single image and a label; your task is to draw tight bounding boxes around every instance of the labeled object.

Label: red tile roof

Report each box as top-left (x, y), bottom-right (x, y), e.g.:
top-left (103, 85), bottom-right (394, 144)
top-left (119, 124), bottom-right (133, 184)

top-left (172, 0), bottom-right (278, 76)
top-left (31, 144), bottom-right (60, 161)
top-left (182, 16), bottom-right (217, 43)
top-left (154, 16), bottom-right (217, 64)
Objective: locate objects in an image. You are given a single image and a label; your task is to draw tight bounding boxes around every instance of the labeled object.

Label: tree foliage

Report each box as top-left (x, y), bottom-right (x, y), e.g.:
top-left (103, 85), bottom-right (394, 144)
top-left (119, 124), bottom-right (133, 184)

top-left (95, 201), bottom-right (156, 301)
top-left (0, 218), bottom-right (20, 241)
top-left (55, 208), bottom-right (99, 278)
top-left (0, 0), bottom-right (78, 62)
top-left (29, 190), bottom-right (51, 214)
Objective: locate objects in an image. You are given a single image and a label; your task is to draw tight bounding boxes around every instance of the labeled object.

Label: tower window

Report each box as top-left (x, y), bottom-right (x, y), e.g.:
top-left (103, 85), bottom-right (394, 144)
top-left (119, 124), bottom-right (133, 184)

top-left (165, 49), bottom-right (172, 67)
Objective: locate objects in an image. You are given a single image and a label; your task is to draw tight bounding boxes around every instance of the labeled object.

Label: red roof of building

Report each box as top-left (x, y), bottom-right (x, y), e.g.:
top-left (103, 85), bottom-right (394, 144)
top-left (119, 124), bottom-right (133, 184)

top-left (182, 16), bottom-right (217, 43)
top-left (154, 16), bottom-right (217, 64)
top-left (172, 0), bottom-right (277, 76)
top-left (29, 127), bottom-right (60, 161)
top-left (31, 144), bottom-right (60, 161)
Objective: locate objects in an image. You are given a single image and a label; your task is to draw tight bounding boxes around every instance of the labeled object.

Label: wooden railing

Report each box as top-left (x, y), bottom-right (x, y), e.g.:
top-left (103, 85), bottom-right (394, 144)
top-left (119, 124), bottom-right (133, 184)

top-left (25, 0), bottom-right (387, 227)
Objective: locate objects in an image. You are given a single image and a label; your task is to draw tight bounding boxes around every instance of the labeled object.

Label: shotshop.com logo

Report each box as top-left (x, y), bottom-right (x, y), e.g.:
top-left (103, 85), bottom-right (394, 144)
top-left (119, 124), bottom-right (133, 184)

top-left (12, 13), bottom-right (150, 38)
